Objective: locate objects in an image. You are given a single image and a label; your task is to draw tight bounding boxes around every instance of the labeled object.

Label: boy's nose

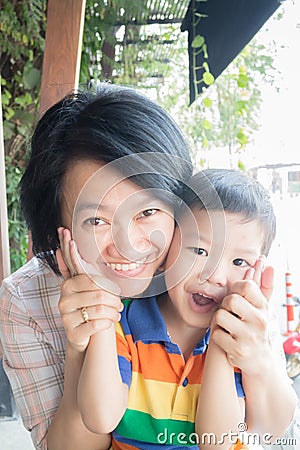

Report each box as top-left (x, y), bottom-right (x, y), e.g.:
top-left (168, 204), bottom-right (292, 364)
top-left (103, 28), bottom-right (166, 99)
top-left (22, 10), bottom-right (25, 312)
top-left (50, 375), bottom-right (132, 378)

top-left (198, 260), bottom-right (228, 287)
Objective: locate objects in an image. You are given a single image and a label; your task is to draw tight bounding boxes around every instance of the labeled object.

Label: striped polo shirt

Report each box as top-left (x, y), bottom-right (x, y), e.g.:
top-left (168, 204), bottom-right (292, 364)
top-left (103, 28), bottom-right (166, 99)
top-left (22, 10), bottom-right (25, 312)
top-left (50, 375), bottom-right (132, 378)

top-left (112, 296), bottom-right (244, 449)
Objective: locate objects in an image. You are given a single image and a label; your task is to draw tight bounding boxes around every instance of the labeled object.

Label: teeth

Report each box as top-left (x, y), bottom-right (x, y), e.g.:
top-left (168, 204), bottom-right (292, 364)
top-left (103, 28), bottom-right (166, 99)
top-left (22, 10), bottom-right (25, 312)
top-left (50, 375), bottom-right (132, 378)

top-left (106, 260), bottom-right (145, 271)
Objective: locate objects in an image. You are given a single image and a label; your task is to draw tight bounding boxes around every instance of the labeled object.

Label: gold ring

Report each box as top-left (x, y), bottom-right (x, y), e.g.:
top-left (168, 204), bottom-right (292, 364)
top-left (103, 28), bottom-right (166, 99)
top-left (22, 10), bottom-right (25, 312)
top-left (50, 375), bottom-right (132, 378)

top-left (81, 306), bottom-right (89, 323)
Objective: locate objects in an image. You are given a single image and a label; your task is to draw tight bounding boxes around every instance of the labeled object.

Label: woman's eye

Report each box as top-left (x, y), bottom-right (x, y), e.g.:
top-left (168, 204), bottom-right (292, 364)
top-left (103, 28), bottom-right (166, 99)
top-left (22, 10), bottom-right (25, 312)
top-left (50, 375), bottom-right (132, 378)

top-left (84, 217), bottom-right (107, 226)
top-left (192, 247), bottom-right (208, 256)
top-left (233, 258), bottom-right (248, 267)
top-left (138, 209), bottom-right (158, 218)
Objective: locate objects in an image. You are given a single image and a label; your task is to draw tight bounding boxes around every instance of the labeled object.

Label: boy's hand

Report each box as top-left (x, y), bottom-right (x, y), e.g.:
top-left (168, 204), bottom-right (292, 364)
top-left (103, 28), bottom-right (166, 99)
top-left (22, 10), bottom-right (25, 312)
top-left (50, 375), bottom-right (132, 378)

top-left (211, 258), bottom-right (275, 375)
top-left (56, 227), bottom-right (123, 353)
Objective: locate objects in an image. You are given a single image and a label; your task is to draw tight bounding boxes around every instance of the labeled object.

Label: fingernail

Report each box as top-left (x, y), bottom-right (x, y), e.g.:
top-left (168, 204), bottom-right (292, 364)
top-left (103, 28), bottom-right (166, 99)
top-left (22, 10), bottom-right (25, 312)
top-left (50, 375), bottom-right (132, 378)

top-left (259, 255), bottom-right (266, 269)
top-left (247, 267), bottom-right (255, 280)
top-left (70, 239), bottom-right (78, 251)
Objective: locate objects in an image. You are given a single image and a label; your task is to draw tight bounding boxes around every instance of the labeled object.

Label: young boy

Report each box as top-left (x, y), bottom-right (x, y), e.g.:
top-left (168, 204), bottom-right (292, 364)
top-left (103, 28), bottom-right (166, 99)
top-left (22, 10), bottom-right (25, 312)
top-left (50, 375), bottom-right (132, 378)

top-left (66, 169), bottom-right (297, 449)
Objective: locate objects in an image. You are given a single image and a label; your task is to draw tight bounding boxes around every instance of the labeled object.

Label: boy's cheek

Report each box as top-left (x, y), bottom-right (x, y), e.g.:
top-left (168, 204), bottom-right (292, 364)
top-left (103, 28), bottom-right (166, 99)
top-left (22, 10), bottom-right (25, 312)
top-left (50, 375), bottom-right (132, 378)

top-left (164, 252), bottom-right (197, 291)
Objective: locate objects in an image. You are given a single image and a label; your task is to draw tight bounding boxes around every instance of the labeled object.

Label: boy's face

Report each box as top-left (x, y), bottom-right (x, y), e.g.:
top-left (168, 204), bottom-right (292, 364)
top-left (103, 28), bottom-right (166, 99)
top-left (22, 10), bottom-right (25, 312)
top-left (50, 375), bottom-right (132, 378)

top-left (61, 160), bottom-right (175, 297)
top-left (163, 208), bottom-right (264, 330)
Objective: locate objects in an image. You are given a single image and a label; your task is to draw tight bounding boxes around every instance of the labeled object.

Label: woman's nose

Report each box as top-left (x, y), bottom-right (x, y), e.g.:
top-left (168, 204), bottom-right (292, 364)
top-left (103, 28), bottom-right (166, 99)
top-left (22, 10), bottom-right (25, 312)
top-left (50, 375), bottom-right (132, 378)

top-left (106, 222), bottom-right (152, 261)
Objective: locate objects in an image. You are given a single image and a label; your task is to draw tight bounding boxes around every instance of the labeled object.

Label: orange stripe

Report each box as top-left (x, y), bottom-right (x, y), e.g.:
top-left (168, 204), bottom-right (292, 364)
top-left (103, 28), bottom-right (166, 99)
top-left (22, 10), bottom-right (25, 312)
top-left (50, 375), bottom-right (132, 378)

top-left (133, 342), bottom-right (208, 384)
top-left (229, 439), bottom-right (249, 449)
top-left (112, 438), bottom-right (137, 450)
top-left (133, 342), bottom-right (184, 381)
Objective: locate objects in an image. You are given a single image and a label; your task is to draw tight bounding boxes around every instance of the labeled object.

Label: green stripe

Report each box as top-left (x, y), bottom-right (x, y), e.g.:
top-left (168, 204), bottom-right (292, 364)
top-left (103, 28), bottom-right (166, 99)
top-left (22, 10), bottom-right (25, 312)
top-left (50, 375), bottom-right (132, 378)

top-left (116, 409), bottom-right (195, 446)
top-left (121, 298), bottom-right (132, 307)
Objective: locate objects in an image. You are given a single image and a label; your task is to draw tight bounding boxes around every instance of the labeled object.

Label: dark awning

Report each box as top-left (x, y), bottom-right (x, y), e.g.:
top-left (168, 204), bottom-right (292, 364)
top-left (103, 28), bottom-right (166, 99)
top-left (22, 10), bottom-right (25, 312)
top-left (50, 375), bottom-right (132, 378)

top-left (181, 0), bottom-right (285, 104)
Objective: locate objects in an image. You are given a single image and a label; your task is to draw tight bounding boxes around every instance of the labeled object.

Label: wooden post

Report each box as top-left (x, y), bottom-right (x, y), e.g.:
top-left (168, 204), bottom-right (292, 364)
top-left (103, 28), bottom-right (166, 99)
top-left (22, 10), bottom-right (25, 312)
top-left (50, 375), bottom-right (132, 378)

top-left (39, 0), bottom-right (86, 116)
top-left (0, 83), bottom-right (11, 283)
top-left (26, 0), bottom-right (86, 261)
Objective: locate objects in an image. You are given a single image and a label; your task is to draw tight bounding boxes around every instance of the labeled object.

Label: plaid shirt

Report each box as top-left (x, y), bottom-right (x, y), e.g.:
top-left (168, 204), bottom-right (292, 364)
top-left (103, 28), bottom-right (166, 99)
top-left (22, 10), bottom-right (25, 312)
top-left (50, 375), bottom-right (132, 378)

top-left (0, 257), bottom-right (65, 450)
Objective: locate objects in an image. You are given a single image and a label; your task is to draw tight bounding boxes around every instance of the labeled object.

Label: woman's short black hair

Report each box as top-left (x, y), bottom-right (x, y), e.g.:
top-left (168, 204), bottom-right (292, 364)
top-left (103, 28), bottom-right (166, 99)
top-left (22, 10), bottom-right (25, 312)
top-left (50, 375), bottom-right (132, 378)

top-left (21, 82), bottom-right (193, 273)
top-left (183, 168), bottom-right (276, 256)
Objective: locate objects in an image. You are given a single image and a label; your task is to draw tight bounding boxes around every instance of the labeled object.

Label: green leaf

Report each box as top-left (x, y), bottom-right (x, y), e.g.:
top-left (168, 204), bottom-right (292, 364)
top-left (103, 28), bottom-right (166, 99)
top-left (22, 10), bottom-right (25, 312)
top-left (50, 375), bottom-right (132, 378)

top-left (202, 62), bottom-right (209, 72)
top-left (5, 107), bottom-right (15, 120)
top-left (237, 160), bottom-right (246, 172)
top-left (195, 13), bottom-right (208, 18)
top-left (15, 92), bottom-right (32, 106)
top-left (23, 66), bottom-right (41, 90)
top-left (236, 131), bottom-right (248, 145)
top-left (3, 122), bottom-right (15, 140)
top-left (235, 100), bottom-right (247, 113)
top-left (237, 74), bottom-right (249, 88)
top-left (203, 97), bottom-right (212, 108)
top-left (202, 119), bottom-right (212, 130)
top-left (202, 44), bottom-right (208, 59)
top-left (203, 72), bottom-right (214, 85)
top-left (202, 136), bottom-right (209, 148)
top-left (191, 35), bottom-right (205, 48)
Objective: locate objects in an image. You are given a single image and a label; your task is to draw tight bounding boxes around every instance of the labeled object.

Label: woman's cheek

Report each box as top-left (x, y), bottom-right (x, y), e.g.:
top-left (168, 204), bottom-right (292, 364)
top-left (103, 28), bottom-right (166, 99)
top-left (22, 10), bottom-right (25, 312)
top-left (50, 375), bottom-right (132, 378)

top-left (75, 230), bottom-right (101, 265)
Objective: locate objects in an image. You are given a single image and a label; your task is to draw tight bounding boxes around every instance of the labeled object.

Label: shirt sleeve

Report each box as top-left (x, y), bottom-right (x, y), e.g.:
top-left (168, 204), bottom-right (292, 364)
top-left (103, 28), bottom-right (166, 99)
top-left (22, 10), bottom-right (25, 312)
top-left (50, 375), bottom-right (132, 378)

top-left (0, 281), bottom-right (65, 450)
top-left (234, 371), bottom-right (245, 398)
top-left (115, 321), bottom-right (132, 387)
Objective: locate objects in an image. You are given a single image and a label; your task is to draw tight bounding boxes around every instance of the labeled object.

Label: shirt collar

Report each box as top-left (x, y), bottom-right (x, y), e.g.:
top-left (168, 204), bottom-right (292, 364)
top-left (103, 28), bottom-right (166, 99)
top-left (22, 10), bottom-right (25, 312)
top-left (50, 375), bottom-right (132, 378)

top-left (127, 296), bottom-right (170, 343)
top-left (127, 296), bottom-right (210, 354)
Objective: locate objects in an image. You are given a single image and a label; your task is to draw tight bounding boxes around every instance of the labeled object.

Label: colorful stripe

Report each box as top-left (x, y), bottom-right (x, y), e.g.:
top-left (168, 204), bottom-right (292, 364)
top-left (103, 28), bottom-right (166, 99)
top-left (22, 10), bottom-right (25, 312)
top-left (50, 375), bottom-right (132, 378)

top-left (116, 409), bottom-right (195, 445)
top-left (113, 297), bottom-right (244, 449)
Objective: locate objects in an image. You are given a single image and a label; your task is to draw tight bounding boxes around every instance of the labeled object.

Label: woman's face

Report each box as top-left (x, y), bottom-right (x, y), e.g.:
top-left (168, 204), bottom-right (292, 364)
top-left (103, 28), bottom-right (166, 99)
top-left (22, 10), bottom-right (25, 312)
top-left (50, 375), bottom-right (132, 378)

top-left (61, 160), bottom-right (175, 297)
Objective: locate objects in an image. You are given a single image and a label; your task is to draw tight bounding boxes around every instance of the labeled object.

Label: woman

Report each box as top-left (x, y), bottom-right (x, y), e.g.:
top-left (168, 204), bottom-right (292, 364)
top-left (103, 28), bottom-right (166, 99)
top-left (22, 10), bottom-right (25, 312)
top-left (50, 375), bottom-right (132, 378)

top-left (0, 82), bottom-right (193, 450)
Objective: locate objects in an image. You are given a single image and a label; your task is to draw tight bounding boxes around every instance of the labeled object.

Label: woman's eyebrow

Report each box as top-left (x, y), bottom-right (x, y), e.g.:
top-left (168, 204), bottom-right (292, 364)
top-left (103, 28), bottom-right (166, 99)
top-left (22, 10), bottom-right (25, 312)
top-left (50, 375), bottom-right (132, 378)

top-left (76, 202), bottom-right (101, 212)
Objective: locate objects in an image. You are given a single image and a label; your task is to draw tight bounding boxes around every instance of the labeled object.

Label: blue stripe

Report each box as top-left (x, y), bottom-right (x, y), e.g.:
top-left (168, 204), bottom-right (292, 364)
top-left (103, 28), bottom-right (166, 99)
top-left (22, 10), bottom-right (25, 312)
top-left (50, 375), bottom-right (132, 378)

top-left (234, 372), bottom-right (245, 397)
top-left (112, 430), bottom-right (198, 449)
top-left (117, 355), bottom-right (132, 386)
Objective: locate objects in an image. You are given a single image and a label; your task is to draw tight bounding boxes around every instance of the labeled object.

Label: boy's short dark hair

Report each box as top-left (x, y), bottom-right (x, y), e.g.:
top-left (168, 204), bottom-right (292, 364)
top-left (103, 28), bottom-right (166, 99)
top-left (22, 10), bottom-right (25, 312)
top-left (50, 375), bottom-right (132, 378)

top-left (183, 168), bottom-right (276, 255)
top-left (20, 82), bottom-right (193, 273)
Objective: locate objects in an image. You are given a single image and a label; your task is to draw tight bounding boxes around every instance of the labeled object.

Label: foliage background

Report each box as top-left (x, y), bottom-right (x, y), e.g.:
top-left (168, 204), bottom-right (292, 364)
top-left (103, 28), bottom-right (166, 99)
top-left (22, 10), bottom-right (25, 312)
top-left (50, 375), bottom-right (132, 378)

top-left (0, 0), bottom-right (278, 272)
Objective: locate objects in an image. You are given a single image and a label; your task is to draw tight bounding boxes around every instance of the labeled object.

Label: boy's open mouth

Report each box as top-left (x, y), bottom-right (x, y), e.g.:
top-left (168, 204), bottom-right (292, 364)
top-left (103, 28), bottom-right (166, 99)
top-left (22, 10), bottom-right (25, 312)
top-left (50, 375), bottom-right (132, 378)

top-left (192, 293), bottom-right (215, 306)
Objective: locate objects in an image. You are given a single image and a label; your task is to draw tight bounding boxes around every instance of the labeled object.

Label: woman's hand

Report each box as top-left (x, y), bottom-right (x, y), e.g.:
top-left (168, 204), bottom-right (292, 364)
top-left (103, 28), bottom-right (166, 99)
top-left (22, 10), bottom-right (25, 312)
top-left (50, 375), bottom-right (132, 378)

top-left (56, 227), bottom-right (123, 353)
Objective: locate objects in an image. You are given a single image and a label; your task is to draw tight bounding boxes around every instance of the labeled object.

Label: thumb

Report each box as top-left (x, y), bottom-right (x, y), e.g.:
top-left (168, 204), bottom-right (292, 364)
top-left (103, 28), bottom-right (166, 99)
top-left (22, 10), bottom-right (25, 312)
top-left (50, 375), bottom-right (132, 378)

top-left (260, 265), bottom-right (274, 301)
top-left (56, 248), bottom-right (71, 280)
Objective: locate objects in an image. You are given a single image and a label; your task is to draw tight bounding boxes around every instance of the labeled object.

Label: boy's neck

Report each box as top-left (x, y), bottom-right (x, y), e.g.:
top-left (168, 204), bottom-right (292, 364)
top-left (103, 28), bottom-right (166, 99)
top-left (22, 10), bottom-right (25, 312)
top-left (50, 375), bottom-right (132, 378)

top-left (157, 294), bottom-right (208, 361)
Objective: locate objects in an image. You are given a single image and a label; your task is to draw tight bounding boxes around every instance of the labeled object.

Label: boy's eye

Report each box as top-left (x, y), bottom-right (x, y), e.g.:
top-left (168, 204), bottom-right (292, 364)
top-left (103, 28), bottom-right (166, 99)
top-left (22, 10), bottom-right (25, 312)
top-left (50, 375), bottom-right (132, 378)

top-left (191, 247), bottom-right (208, 256)
top-left (138, 209), bottom-right (158, 218)
top-left (84, 217), bottom-right (107, 226)
top-left (233, 258), bottom-right (248, 267)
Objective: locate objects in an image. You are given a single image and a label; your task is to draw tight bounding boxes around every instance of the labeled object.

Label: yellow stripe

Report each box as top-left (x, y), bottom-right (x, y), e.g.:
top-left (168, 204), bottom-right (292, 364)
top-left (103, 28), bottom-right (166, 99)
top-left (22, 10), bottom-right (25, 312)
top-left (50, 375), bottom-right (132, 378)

top-left (127, 371), bottom-right (200, 421)
top-left (115, 321), bottom-right (125, 337)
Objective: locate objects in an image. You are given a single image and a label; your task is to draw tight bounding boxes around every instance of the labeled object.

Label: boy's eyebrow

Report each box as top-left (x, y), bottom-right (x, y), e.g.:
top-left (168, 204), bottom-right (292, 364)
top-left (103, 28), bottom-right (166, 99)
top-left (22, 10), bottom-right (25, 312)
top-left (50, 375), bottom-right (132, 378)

top-left (233, 248), bottom-right (259, 257)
